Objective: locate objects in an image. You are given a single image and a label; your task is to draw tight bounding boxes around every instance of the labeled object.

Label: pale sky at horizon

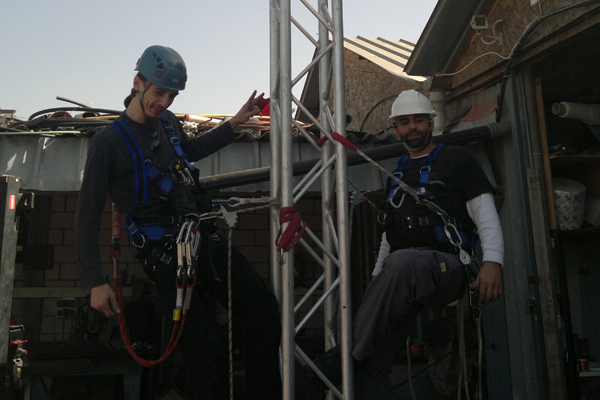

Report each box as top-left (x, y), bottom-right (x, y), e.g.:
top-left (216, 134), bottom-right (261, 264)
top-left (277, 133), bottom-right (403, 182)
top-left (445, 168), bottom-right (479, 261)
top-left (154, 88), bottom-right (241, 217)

top-left (2, 0), bottom-right (437, 120)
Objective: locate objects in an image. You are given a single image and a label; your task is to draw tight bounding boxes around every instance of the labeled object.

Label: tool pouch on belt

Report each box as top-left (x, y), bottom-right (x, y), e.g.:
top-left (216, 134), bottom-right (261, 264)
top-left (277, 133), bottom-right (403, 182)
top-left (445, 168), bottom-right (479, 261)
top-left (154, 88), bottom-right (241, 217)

top-left (138, 236), bottom-right (177, 281)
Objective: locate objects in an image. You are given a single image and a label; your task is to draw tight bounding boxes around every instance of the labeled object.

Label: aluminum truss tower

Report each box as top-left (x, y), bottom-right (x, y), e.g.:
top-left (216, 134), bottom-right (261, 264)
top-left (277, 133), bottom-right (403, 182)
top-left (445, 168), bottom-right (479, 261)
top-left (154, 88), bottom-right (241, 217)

top-left (269, 0), bottom-right (353, 398)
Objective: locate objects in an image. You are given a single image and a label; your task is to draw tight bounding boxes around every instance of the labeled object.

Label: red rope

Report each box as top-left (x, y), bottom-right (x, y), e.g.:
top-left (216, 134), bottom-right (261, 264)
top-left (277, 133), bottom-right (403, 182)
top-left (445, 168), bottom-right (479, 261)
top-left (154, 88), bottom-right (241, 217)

top-left (276, 206), bottom-right (306, 252)
top-left (114, 275), bottom-right (186, 367)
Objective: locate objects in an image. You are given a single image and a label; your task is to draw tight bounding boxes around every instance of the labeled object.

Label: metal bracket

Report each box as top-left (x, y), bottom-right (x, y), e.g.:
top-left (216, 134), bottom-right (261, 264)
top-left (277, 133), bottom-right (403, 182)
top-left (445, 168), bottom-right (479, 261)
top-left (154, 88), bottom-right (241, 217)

top-left (220, 206), bottom-right (238, 229)
top-left (16, 192), bottom-right (34, 210)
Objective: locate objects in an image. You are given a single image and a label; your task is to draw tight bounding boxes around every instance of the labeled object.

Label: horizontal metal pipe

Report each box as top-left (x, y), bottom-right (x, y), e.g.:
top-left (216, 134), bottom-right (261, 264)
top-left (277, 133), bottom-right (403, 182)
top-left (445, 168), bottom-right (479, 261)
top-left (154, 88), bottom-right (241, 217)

top-left (198, 121), bottom-right (511, 190)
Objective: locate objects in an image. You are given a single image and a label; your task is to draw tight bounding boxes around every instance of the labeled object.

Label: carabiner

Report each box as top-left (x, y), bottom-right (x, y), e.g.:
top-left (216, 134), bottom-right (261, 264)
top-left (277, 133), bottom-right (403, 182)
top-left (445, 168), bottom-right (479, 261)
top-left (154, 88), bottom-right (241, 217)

top-left (443, 222), bottom-right (463, 248)
top-left (390, 189), bottom-right (406, 209)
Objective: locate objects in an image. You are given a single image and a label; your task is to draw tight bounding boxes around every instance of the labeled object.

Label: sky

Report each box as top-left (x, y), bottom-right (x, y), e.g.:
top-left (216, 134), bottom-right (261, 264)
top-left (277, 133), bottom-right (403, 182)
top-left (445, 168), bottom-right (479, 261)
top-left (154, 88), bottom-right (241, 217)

top-left (2, 0), bottom-right (437, 120)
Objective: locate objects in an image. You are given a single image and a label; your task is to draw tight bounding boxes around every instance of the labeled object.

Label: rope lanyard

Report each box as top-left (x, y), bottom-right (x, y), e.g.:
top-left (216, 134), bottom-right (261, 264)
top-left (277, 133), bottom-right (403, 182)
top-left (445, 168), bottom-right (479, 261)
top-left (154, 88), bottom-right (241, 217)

top-left (112, 198), bottom-right (273, 369)
top-left (112, 204), bottom-right (195, 367)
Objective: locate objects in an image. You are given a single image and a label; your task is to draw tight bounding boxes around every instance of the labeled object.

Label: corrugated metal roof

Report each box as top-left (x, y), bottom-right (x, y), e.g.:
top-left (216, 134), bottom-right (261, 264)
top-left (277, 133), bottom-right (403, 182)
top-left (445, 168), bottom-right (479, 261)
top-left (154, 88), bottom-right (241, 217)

top-left (0, 135), bottom-right (393, 194)
top-left (343, 36), bottom-right (426, 83)
top-left (296, 35), bottom-right (426, 124)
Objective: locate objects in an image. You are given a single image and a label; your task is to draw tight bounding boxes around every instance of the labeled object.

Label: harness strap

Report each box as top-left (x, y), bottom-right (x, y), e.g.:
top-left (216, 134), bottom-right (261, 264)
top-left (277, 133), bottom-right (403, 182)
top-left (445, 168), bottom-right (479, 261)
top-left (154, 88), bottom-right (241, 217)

top-left (394, 215), bottom-right (468, 231)
top-left (159, 115), bottom-right (196, 172)
top-left (112, 115), bottom-right (196, 205)
top-left (111, 120), bottom-right (147, 203)
top-left (387, 144), bottom-right (446, 202)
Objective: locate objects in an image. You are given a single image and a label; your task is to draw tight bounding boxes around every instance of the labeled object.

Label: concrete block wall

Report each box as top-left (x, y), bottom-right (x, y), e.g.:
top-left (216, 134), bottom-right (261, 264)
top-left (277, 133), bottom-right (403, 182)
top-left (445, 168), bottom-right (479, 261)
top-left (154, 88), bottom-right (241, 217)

top-left (12, 192), bottom-right (329, 343)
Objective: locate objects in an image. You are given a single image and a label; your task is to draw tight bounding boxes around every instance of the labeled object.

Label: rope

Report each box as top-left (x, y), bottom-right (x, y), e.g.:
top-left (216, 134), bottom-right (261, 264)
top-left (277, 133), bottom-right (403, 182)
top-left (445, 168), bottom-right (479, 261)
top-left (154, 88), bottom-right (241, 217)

top-left (228, 227), bottom-right (234, 400)
top-left (111, 204), bottom-right (189, 368)
top-left (111, 198), bottom-right (271, 369)
top-left (318, 132), bottom-right (456, 224)
top-left (458, 303), bottom-right (470, 400)
top-left (406, 335), bottom-right (417, 400)
top-left (114, 274), bottom-right (186, 367)
top-left (476, 313), bottom-right (483, 400)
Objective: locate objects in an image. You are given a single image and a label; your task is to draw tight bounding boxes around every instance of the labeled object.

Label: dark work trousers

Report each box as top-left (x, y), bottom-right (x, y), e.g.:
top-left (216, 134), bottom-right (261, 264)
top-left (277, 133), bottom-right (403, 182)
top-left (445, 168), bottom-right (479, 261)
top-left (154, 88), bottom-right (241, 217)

top-left (149, 232), bottom-right (282, 400)
top-left (352, 248), bottom-right (466, 400)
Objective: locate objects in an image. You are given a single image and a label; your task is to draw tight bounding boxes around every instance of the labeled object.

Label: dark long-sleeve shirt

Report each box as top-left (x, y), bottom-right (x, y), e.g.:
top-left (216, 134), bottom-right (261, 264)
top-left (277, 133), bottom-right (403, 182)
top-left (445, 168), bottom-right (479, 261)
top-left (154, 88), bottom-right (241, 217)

top-left (75, 110), bottom-right (235, 288)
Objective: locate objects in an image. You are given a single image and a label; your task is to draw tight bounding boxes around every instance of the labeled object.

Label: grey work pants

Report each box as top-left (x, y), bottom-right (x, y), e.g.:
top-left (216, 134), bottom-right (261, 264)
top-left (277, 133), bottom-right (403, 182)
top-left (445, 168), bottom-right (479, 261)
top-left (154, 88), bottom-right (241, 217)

top-left (352, 248), bottom-right (466, 399)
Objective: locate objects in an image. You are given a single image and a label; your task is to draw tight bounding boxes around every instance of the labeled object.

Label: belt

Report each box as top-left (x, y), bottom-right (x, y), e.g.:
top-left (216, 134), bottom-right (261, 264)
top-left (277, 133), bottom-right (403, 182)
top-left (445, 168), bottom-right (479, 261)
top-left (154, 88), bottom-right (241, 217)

top-left (396, 215), bottom-right (468, 231)
top-left (134, 214), bottom-right (189, 227)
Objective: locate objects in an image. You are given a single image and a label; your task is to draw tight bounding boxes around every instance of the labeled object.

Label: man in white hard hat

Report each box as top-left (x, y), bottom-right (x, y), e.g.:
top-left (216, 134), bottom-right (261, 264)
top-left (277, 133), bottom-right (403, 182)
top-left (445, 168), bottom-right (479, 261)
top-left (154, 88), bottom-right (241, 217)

top-left (307, 90), bottom-right (503, 399)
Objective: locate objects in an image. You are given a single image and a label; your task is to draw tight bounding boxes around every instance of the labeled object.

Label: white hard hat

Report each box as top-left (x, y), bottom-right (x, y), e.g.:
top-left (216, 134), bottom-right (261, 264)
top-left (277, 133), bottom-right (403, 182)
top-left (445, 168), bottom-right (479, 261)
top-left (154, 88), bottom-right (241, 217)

top-left (390, 90), bottom-right (437, 119)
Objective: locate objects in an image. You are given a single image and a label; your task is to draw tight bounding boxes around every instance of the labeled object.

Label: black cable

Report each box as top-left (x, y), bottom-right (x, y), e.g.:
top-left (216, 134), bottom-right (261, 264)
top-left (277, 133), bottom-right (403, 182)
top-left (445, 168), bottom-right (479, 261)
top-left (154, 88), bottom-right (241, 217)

top-left (391, 347), bottom-right (483, 391)
top-left (28, 107), bottom-right (121, 120)
top-left (496, 0), bottom-right (600, 122)
top-left (359, 94), bottom-right (399, 133)
top-left (390, 347), bottom-right (457, 390)
top-left (31, 118), bottom-right (112, 128)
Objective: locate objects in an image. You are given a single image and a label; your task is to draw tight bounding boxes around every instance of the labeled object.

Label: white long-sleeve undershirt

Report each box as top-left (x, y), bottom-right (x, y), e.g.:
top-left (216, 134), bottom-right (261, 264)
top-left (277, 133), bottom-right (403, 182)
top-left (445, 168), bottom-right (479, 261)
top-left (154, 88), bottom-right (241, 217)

top-left (371, 192), bottom-right (504, 276)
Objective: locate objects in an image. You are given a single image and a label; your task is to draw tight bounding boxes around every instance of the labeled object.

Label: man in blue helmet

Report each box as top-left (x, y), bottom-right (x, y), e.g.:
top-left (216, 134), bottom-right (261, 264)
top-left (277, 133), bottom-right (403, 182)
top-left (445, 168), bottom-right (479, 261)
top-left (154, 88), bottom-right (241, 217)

top-left (306, 90), bottom-right (503, 398)
top-left (75, 45), bottom-right (281, 399)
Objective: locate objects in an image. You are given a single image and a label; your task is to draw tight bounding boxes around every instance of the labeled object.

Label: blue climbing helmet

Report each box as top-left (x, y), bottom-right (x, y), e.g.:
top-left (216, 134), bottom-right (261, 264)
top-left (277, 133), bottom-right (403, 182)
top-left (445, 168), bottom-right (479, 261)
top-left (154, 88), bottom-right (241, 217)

top-left (135, 45), bottom-right (187, 91)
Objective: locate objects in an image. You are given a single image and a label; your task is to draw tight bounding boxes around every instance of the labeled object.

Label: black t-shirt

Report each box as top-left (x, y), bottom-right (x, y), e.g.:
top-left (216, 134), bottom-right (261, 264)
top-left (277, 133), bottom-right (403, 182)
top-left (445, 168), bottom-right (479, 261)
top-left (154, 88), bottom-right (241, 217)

top-left (383, 145), bottom-right (493, 252)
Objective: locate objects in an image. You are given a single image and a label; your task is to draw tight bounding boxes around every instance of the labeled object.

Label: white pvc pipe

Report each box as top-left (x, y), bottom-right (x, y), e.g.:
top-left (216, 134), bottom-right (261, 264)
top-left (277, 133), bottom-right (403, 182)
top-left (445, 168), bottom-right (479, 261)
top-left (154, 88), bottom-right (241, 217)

top-left (429, 90), bottom-right (447, 135)
top-left (551, 102), bottom-right (600, 125)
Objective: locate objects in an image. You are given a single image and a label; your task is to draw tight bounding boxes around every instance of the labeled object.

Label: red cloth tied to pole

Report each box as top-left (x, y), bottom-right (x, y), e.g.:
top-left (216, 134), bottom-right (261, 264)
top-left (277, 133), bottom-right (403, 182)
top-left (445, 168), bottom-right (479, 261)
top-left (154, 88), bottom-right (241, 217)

top-left (276, 206), bottom-right (306, 252)
top-left (316, 131), bottom-right (358, 152)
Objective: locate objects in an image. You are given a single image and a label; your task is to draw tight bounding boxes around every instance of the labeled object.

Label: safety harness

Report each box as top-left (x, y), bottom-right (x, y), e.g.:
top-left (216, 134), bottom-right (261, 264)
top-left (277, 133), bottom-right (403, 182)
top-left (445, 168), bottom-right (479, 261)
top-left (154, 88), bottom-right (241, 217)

top-left (110, 114), bottom-right (196, 205)
top-left (109, 114), bottom-right (207, 366)
top-left (110, 114), bottom-right (206, 267)
top-left (387, 143), bottom-right (446, 204)
top-left (385, 144), bottom-right (478, 259)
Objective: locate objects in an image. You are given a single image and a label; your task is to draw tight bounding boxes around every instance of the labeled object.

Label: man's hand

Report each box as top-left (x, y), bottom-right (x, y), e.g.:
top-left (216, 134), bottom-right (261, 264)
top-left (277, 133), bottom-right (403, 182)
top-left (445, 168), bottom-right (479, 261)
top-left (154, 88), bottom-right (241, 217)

top-left (91, 283), bottom-right (120, 317)
top-left (469, 261), bottom-right (503, 304)
top-left (228, 90), bottom-right (265, 130)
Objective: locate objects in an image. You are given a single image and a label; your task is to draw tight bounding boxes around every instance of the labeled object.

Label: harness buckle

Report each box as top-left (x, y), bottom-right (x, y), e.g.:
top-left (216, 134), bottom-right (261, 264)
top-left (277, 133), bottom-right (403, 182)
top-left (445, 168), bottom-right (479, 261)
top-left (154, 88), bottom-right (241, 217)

top-left (133, 235), bottom-right (146, 249)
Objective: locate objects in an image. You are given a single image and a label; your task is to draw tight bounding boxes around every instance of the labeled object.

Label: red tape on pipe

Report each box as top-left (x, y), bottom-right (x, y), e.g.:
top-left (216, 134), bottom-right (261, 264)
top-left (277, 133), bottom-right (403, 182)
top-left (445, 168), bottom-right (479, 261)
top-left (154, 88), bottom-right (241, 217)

top-left (316, 132), bottom-right (358, 152)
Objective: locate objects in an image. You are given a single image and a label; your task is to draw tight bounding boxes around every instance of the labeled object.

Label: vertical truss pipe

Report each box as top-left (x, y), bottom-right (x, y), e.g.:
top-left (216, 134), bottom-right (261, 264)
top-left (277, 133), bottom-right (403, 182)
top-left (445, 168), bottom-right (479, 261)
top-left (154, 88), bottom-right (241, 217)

top-left (331, 0), bottom-right (354, 397)
top-left (269, 0), bottom-right (283, 310)
top-left (279, 0), bottom-right (296, 398)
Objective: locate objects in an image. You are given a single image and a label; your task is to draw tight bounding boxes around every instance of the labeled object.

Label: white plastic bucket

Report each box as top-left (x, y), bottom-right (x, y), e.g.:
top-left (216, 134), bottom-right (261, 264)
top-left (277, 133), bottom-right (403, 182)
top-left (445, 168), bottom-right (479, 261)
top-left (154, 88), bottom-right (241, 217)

top-left (553, 177), bottom-right (586, 230)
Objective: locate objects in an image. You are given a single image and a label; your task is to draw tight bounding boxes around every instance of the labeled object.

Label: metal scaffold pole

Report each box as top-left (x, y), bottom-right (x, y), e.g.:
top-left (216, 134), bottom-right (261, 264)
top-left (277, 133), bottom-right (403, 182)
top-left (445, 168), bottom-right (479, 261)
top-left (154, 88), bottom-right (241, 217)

top-left (269, 0), bottom-right (353, 398)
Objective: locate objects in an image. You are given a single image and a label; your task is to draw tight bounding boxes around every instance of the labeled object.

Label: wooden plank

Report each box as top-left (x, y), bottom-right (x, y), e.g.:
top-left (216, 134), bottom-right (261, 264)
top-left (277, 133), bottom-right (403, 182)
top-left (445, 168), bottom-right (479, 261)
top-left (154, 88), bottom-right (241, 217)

top-left (535, 78), bottom-right (557, 229)
top-left (527, 168), bottom-right (566, 400)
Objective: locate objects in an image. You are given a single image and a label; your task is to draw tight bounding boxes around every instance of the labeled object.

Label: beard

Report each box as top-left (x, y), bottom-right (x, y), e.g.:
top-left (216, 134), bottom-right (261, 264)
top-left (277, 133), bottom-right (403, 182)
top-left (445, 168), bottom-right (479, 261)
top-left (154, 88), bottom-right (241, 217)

top-left (402, 128), bottom-right (431, 151)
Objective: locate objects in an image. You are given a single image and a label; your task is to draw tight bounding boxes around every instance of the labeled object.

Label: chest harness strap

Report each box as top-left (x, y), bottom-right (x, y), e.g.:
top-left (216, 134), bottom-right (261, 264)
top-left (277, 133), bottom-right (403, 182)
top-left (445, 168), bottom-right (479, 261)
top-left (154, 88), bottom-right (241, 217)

top-left (110, 115), bottom-right (197, 262)
top-left (110, 115), bottom-right (196, 205)
top-left (387, 144), bottom-right (445, 206)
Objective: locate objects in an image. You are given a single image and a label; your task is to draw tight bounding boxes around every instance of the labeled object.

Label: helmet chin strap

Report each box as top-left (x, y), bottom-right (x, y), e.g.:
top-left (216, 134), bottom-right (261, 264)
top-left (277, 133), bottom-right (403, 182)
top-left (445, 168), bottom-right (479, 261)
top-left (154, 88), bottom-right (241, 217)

top-left (137, 82), bottom-right (152, 115)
